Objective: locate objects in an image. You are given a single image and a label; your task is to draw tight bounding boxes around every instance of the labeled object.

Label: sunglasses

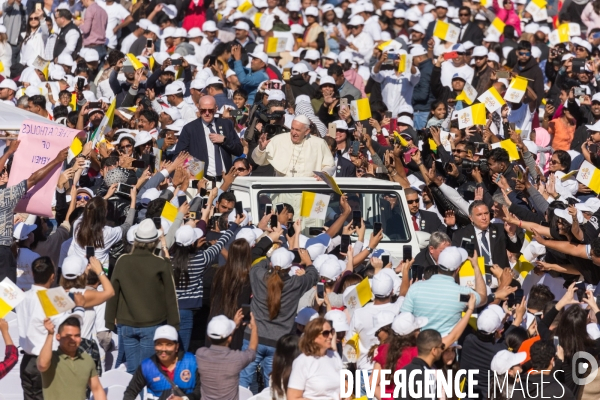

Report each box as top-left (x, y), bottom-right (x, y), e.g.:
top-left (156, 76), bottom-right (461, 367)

top-left (452, 148), bottom-right (467, 153)
top-left (456, 52), bottom-right (466, 56)
top-left (120, 144), bottom-right (133, 149)
top-left (236, 167), bottom-right (247, 172)
top-left (459, 13), bottom-right (471, 16)
top-left (406, 199), bottom-right (419, 204)
top-left (321, 330), bottom-right (333, 338)
top-left (474, 56), bottom-right (486, 60)
top-left (76, 195), bottom-right (91, 201)
top-left (29, 17), bottom-right (39, 21)
top-left (550, 159), bottom-right (560, 164)
top-left (518, 52), bottom-right (531, 57)
top-left (200, 108), bottom-right (215, 114)
top-left (576, 47), bottom-right (588, 52)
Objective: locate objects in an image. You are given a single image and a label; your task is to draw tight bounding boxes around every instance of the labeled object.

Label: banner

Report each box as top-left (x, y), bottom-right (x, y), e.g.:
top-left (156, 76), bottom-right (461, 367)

top-left (7, 120), bottom-right (81, 217)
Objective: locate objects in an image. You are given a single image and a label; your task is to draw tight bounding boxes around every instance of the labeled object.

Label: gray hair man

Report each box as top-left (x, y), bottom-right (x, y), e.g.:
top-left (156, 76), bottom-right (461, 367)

top-left (414, 231), bottom-right (451, 267)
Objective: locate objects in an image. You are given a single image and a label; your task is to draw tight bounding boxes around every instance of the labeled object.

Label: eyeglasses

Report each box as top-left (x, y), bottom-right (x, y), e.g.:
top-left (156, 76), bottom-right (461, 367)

top-left (29, 17), bottom-right (39, 21)
top-left (518, 52), bottom-right (531, 57)
top-left (76, 195), bottom-right (91, 201)
top-left (120, 144), bottom-right (133, 149)
top-left (321, 330), bottom-right (333, 338)
top-left (406, 199), bottom-right (419, 204)
top-left (200, 108), bottom-right (216, 114)
top-left (576, 47), bottom-right (588, 52)
top-left (236, 167), bottom-right (247, 172)
top-left (550, 159), bottom-right (560, 165)
top-left (453, 148), bottom-right (467, 153)
top-left (459, 13), bottom-right (471, 16)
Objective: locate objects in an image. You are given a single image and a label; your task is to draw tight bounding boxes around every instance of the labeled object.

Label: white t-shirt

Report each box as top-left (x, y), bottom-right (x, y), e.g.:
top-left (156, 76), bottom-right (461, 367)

top-left (120, 32), bottom-right (137, 54)
top-left (16, 248), bottom-right (41, 291)
top-left (507, 103), bottom-right (535, 137)
top-left (440, 61), bottom-right (474, 88)
top-left (68, 219), bottom-right (123, 269)
top-left (287, 351), bottom-right (343, 400)
top-left (345, 301), bottom-right (402, 370)
top-left (98, 2), bottom-right (130, 49)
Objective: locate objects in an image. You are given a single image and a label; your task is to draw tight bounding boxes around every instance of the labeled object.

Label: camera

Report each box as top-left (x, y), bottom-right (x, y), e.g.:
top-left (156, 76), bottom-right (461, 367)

top-left (257, 110), bottom-right (285, 123)
top-left (462, 158), bottom-right (489, 174)
top-left (574, 87), bottom-right (586, 97)
top-left (416, 128), bottom-right (431, 141)
top-left (264, 124), bottom-right (283, 140)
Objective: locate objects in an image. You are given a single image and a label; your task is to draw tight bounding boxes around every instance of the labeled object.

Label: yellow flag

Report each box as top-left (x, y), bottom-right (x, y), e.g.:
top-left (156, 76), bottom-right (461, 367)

top-left (504, 76), bottom-right (528, 103)
top-left (397, 53), bottom-right (412, 73)
top-left (343, 277), bottom-right (373, 312)
top-left (313, 171), bottom-right (343, 196)
top-left (433, 20), bottom-right (460, 43)
top-left (0, 278), bottom-right (25, 318)
top-left (0, 62), bottom-right (4, 73)
top-left (149, 56), bottom-right (155, 71)
top-left (350, 98), bottom-right (371, 121)
top-left (577, 161), bottom-right (600, 193)
top-left (457, 103), bottom-right (486, 129)
top-left (37, 287), bottom-right (76, 317)
top-left (499, 139), bottom-right (520, 161)
top-left (237, 0), bottom-right (253, 12)
top-left (456, 82), bottom-right (478, 105)
top-left (458, 256), bottom-right (484, 287)
top-left (488, 17), bottom-right (506, 37)
top-left (69, 93), bottom-right (77, 110)
top-left (161, 202), bottom-right (178, 222)
top-left (477, 87), bottom-right (506, 112)
top-left (300, 192), bottom-right (330, 219)
top-left (126, 53), bottom-right (144, 70)
top-left (513, 255), bottom-right (536, 280)
top-left (343, 333), bottom-right (360, 363)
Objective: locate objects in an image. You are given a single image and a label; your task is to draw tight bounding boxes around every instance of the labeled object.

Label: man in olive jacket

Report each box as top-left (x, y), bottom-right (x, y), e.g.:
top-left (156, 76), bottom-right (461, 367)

top-left (105, 218), bottom-right (179, 374)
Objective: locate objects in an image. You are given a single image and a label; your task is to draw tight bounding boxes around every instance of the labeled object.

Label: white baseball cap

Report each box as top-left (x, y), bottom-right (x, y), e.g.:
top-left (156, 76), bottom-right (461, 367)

top-left (61, 255), bottom-right (87, 279)
top-left (202, 20), bottom-right (219, 32)
top-left (161, 26), bottom-right (177, 39)
top-left (410, 45), bottom-right (427, 57)
top-left (325, 309), bottom-right (350, 332)
top-left (305, 6), bottom-right (319, 16)
top-left (187, 27), bottom-right (203, 38)
top-left (233, 21), bottom-right (250, 31)
top-left (391, 312), bottom-right (428, 336)
top-left (490, 350), bottom-right (527, 374)
top-left (437, 246), bottom-right (468, 271)
top-left (270, 248), bottom-right (295, 270)
top-left (333, 120), bottom-right (349, 130)
top-left (319, 75), bottom-right (336, 86)
top-left (267, 89), bottom-right (285, 101)
top-left (320, 259), bottom-right (343, 281)
top-left (0, 79), bottom-right (17, 92)
top-left (394, 9), bottom-right (406, 18)
top-left (164, 82), bottom-right (184, 96)
top-left (175, 225), bottom-right (204, 246)
top-left (477, 307), bottom-right (504, 334)
top-left (207, 315), bottom-right (236, 340)
top-left (248, 51), bottom-right (268, 64)
top-left (348, 15), bottom-right (365, 26)
top-left (472, 46), bottom-right (488, 57)
top-left (435, 0), bottom-right (449, 8)
top-left (154, 325), bottom-right (178, 342)
top-left (13, 222), bottom-right (37, 241)
top-left (371, 273), bottom-right (393, 297)
top-left (292, 63), bottom-right (309, 75)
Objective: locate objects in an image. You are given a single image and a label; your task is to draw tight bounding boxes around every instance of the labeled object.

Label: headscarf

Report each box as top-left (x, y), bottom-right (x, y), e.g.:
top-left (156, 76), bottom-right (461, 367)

top-left (534, 127), bottom-right (552, 173)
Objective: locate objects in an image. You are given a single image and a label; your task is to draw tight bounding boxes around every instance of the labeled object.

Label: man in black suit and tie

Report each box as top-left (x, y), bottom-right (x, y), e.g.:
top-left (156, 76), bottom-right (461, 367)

top-left (451, 200), bottom-right (522, 268)
top-left (175, 95), bottom-right (244, 179)
top-left (406, 188), bottom-right (446, 234)
top-left (457, 6), bottom-right (484, 45)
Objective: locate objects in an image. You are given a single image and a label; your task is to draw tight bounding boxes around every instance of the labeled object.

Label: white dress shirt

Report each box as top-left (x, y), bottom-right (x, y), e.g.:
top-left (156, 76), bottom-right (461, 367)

top-left (203, 120), bottom-right (224, 177)
top-left (473, 226), bottom-right (492, 263)
top-left (64, 29), bottom-right (81, 56)
top-left (370, 67), bottom-right (421, 116)
top-left (347, 31), bottom-right (374, 63)
top-left (176, 101), bottom-right (198, 123)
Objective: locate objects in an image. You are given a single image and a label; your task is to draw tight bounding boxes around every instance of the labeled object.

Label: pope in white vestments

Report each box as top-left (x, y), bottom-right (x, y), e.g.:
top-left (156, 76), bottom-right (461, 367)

top-left (251, 115), bottom-right (335, 177)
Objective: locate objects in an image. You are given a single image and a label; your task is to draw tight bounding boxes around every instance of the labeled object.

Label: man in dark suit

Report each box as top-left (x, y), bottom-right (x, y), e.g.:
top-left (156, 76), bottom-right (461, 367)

top-left (451, 200), bottom-right (522, 268)
top-left (406, 188), bottom-right (446, 234)
top-left (457, 6), bottom-right (484, 45)
top-left (414, 231), bottom-right (452, 267)
top-left (175, 95), bottom-right (243, 179)
top-left (324, 133), bottom-right (356, 178)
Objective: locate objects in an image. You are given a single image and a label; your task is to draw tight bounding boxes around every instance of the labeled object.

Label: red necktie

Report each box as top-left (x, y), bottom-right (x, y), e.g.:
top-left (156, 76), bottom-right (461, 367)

top-left (412, 215), bottom-right (419, 231)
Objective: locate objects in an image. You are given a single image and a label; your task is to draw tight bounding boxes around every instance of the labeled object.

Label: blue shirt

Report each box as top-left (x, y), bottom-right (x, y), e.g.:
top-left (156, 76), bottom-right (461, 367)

top-left (232, 60), bottom-right (269, 105)
top-left (400, 274), bottom-right (480, 335)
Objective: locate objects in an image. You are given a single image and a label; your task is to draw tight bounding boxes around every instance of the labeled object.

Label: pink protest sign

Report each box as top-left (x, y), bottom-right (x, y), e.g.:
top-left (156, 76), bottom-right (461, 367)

top-left (7, 120), bottom-right (81, 217)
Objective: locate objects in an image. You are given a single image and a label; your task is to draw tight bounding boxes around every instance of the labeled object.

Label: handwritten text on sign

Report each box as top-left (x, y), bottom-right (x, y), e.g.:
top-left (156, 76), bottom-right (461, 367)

top-left (7, 120), bottom-right (81, 217)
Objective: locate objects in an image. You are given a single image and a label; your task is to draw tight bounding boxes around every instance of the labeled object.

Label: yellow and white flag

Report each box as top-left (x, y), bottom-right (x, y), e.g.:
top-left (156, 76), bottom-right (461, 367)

top-left (265, 37), bottom-right (288, 54)
top-left (577, 160), bottom-right (600, 193)
top-left (67, 137), bottom-right (83, 164)
top-left (433, 20), bottom-right (460, 43)
top-left (126, 53), bottom-right (144, 70)
top-left (161, 201), bottom-right (178, 222)
top-left (525, 0), bottom-right (547, 22)
top-left (487, 18), bottom-right (506, 38)
top-left (456, 82), bottom-right (478, 105)
top-left (185, 157), bottom-right (205, 180)
top-left (313, 171), bottom-right (343, 195)
top-left (477, 87), bottom-right (506, 112)
top-left (343, 277), bottom-right (373, 312)
top-left (343, 333), bottom-right (360, 363)
top-left (397, 52), bottom-right (413, 73)
top-left (504, 76), bottom-right (528, 103)
top-left (350, 98), bottom-right (372, 121)
top-left (37, 287), bottom-right (76, 317)
top-left (300, 192), bottom-right (330, 219)
top-left (491, 139), bottom-right (520, 161)
top-left (457, 103), bottom-right (486, 129)
top-left (458, 257), bottom-right (484, 287)
top-left (513, 255), bottom-right (536, 281)
top-left (92, 97), bottom-right (117, 147)
top-left (549, 23), bottom-right (579, 45)
top-left (0, 278), bottom-right (25, 318)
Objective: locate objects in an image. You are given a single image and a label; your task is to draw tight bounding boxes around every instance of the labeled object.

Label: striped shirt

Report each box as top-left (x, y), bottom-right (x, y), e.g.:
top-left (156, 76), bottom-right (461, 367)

top-left (400, 275), bottom-right (480, 335)
top-left (174, 225), bottom-right (237, 310)
top-left (0, 180), bottom-right (27, 247)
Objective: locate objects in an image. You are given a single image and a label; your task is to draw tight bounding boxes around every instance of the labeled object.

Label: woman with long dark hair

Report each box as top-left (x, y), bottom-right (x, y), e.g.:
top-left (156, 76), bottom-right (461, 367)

top-left (239, 248), bottom-right (319, 391)
top-left (209, 238), bottom-right (252, 350)
top-left (19, 9), bottom-right (47, 66)
top-left (171, 205), bottom-right (242, 352)
top-left (269, 334), bottom-right (300, 400)
top-left (68, 190), bottom-right (136, 271)
top-left (556, 294), bottom-right (600, 396)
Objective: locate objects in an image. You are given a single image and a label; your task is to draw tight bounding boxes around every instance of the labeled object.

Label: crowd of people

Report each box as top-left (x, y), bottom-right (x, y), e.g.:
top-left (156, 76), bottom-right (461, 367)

top-left (2, 0), bottom-right (600, 398)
